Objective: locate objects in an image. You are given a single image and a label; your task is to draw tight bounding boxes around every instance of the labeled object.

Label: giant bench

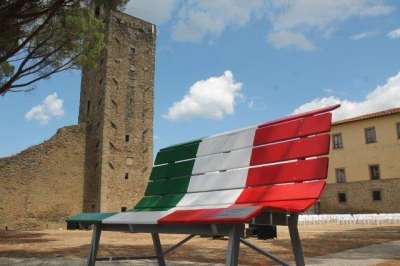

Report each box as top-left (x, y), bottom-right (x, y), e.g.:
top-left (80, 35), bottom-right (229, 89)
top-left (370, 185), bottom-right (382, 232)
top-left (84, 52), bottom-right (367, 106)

top-left (67, 105), bottom-right (340, 266)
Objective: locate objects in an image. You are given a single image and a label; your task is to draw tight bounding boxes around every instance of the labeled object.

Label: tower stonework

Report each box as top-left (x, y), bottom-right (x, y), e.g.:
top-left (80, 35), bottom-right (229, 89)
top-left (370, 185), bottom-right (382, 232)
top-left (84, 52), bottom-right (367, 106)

top-left (79, 11), bottom-right (155, 212)
top-left (0, 11), bottom-right (155, 229)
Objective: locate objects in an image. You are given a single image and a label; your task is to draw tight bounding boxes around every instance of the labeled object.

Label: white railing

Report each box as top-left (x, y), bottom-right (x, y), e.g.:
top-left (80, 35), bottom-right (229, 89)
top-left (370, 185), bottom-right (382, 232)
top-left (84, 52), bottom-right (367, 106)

top-left (299, 214), bottom-right (400, 225)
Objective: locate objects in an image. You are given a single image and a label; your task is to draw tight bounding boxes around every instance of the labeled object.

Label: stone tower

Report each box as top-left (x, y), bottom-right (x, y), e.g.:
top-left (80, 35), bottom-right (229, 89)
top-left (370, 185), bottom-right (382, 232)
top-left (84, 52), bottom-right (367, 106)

top-left (78, 10), bottom-right (155, 212)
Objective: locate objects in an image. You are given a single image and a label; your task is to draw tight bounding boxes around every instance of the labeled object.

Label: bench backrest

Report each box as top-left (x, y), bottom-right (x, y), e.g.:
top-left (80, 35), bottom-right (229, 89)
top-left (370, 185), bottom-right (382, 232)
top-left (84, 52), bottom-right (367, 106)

top-left (133, 105), bottom-right (339, 220)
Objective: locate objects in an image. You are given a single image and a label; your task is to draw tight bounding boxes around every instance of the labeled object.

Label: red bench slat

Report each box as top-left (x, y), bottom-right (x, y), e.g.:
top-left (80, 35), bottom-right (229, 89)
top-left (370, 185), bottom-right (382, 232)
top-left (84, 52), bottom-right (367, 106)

top-left (159, 204), bottom-right (264, 224)
top-left (254, 113), bottom-right (332, 146)
top-left (247, 157), bottom-right (328, 186)
top-left (260, 199), bottom-right (317, 213)
top-left (250, 134), bottom-right (330, 166)
top-left (236, 180), bottom-right (326, 204)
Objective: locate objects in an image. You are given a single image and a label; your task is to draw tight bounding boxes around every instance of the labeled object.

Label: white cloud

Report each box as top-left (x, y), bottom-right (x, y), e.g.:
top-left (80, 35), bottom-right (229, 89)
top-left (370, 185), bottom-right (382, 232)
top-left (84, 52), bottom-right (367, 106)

top-left (293, 72), bottom-right (400, 121)
top-left (266, 0), bottom-right (394, 50)
top-left (25, 93), bottom-right (64, 124)
top-left (123, 0), bottom-right (394, 46)
top-left (172, 0), bottom-right (265, 42)
top-left (125, 0), bottom-right (177, 24)
top-left (388, 28), bottom-right (400, 39)
top-left (164, 71), bottom-right (243, 121)
top-left (350, 31), bottom-right (375, 40)
top-left (267, 31), bottom-right (315, 51)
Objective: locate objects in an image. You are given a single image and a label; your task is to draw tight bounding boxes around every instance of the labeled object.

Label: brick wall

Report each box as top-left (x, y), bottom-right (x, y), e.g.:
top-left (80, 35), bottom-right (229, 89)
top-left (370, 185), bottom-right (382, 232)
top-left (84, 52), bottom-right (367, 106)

top-left (0, 125), bottom-right (86, 230)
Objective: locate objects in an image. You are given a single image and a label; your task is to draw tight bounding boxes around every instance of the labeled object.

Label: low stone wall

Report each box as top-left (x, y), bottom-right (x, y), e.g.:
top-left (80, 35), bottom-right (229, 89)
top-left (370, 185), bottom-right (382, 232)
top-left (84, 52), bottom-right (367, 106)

top-left (0, 125), bottom-right (86, 230)
top-left (299, 214), bottom-right (400, 225)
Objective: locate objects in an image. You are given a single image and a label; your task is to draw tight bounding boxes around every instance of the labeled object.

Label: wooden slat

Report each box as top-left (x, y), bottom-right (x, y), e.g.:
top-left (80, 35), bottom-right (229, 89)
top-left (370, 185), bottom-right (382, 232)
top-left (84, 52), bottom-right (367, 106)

top-left (176, 189), bottom-right (244, 207)
top-left (154, 140), bottom-right (201, 165)
top-left (250, 134), bottom-right (330, 166)
top-left (187, 169), bottom-right (248, 193)
top-left (246, 157), bottom-right (329, 186)
top-left (192, 148), bottom-right (253, 175)
top-left (258, 104), bottom-right (339, 128)
top-left (253, 113), bottom-right (332, 146)
top-left (150, 160), bottom-right (195, 180)
top-left (260, 199), bottom-right (317, 213)
top-left (159, 204), bottom-right (263, 224)
top-left (134, 194), bottom-right (185, 210)
top-left (236, 181), bottom-right (326, 204)
top-left (196, 127), bottom-right (256, 156)
top-left (145, 176), bottom-right (190, 196)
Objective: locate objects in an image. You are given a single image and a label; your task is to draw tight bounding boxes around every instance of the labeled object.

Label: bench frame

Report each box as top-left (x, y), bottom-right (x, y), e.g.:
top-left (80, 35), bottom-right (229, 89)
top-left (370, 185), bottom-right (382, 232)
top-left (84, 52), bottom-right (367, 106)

top-left (83, 212), bottom-right (304, 266)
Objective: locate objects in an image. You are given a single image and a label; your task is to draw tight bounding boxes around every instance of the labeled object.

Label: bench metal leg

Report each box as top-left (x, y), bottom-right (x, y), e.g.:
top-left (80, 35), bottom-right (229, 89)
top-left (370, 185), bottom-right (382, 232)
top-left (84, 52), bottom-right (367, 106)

top-left (288, 214), bottom-right (305, 266)
top-left (87, 224), bottom-right (102, 266)
top-left (151, 233), bottom-right (166, 266)
top-left (225, 225), bottom-right (241, 266)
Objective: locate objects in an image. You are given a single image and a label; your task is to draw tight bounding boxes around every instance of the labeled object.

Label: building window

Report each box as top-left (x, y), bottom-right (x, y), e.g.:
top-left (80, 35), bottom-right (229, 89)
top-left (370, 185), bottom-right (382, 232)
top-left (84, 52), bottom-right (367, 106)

top-left (372, 190), bottom-right (381, 201)
top-left (338, 193), bottom-right (347, 203)
top-left (332, 133), bottom-right (343, 149)
top-left (397, 122), bottom-right (400, 139)
top-left (369, 164), bottom-right (380, 180)
top-left (335, 168), bottom-right (347, 183)
top-left (125, 173), bottom-right (129, 180)
top-left (121, 206), bottom-right (127, 212)
top-left (365, 127), bottom-right (376, 143)
top-left (125, 135), bottom-right (130, 143)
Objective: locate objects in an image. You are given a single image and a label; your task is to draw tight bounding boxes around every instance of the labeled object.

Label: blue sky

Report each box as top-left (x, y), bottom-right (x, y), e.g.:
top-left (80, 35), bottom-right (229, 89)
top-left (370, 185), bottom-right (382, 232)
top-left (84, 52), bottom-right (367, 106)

top-left (1, 0), bottom-right (400, 158)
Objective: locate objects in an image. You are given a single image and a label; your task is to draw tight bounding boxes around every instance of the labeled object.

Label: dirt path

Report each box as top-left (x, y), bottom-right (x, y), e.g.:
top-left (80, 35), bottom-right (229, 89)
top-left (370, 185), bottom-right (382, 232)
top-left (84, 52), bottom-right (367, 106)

top-left (1, 224), bottom-right (400, 265)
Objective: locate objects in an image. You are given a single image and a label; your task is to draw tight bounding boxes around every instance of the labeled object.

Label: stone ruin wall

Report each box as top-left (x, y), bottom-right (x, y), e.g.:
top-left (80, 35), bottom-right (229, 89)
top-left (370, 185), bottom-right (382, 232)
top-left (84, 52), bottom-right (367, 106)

top-left (0, 125), bottom-right (86, 230)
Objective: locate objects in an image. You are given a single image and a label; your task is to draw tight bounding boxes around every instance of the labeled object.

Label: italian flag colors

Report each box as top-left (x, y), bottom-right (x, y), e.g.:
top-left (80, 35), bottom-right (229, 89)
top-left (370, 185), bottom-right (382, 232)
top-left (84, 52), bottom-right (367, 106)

top-left (68, 106), bottom-right (336, 226)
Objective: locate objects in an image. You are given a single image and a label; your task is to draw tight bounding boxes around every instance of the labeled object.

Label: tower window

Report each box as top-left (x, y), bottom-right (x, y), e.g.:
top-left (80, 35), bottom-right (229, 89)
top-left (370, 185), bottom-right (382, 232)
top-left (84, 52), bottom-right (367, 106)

top-left (125, 173), bottom-right (129, 179)
top-left (332, 133), bottom-right (343, 149)
top-left (369, 165), bottom-right (380, 180)
top-left (338, 193), bottom-right (347, 203)
top-left (95, 5), bottom-right (100, 17)
top-left (125, 135), bottom-right (130, 142)
top-left (372, 190), bottom-right (381, 201)
top-left (365, 127), bottom-right (377, 143)
top-left (87, 100), bottom-right (91, 115)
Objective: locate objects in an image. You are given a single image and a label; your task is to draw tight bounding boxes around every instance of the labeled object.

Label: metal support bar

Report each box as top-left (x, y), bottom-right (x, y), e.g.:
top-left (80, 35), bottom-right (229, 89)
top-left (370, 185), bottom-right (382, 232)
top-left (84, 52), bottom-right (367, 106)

top-left (152, 233), bottom-right (166, 266)
top-left (225, 225), bottom-right (241, 266)
top-left (163, 235), bottom-right (196, 256)
top-left (288, 214), bottom-right (305, 266)
top-left (240, 238), bottom-right (289, 266)
top-left (96, 255), bottom-right (157, 261)
top-left (86, 224), bottom-right (102, 266)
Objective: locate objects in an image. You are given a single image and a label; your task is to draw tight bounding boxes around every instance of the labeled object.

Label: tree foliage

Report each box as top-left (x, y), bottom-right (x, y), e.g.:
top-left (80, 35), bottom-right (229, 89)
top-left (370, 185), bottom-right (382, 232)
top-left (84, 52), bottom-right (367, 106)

top-left (0, 0), bottom-right (128, 95)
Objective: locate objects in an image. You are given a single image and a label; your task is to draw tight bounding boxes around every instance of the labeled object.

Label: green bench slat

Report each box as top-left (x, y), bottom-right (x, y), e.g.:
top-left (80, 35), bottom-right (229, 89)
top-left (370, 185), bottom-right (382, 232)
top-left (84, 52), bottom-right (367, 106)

top-left (150, 160), bottom-right (195, 180)
top-left (134, 193), bottom-right (184, 210)
top-left (67, 212), bottom-right (117, 224)
top-left (145, 176), bottom-right (190, 196)
top-left (154, 140), bottom-right (201, 165)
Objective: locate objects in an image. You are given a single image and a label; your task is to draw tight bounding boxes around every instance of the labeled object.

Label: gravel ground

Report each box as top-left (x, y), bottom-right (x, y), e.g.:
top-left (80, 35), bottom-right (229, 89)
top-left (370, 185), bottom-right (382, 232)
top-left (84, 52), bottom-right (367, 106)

top-left (1, 224), bottom-right (400, 265)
